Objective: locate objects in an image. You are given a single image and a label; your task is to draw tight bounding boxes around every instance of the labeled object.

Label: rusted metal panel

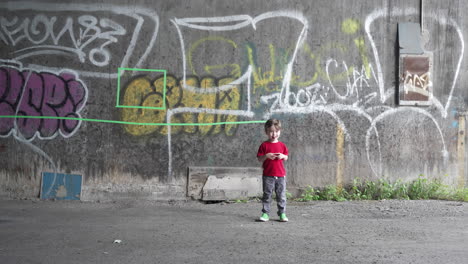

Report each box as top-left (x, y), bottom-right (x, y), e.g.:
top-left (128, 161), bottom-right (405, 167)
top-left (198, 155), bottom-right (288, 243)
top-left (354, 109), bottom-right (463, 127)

top-left (398, 54), bottom-right (433, 106)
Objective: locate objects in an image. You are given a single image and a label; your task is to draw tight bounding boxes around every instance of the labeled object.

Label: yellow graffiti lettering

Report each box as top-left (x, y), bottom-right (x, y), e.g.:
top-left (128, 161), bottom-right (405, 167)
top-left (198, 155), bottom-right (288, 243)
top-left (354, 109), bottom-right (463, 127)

top-left (121, 77), bottom-right (163, 136)
top-left (188, 36), bottom-right (238, 76)
top-left (248, 44), bottom-right (283, 93)
top-left (341, 18), bottom-right (371, 78)
top-left (122, 74), bottom-right (241, 136)
top-left (291, 43), bottom-right (318, 87)
top-left (204, 64), bottom-right (241, 78)
top-left (354, 37), bottom-right (371, 78)
top-left (195, 78), bottom-right (217, 135)
top-left (218, 77), bottom-right (240, 136)
top-left (342, 18), bottom-right (360, 35)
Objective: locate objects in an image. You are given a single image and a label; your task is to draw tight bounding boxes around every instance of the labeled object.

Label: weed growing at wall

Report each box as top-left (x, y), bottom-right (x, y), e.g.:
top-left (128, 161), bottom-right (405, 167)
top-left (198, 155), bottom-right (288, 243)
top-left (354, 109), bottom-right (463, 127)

top-left (454, 188), bottom-right (468, 201)
top-left (295, 186), bottom-right (320, 202)
top-left (296, 175), bottom-right (468, 202)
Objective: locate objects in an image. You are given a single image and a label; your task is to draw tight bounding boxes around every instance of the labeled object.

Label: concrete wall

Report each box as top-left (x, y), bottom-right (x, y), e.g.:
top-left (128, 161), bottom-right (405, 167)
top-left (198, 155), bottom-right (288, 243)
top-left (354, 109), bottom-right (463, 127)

top-left (0, 0), bottom-right (467, 200)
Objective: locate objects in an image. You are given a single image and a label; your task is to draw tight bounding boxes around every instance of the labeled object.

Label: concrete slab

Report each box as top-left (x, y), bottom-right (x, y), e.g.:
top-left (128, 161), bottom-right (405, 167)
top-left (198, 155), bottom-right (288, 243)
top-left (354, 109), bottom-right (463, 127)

top-left (187, 167), bottom-right (262, 200)
top-left (202, 175), bottom-right (261, 201)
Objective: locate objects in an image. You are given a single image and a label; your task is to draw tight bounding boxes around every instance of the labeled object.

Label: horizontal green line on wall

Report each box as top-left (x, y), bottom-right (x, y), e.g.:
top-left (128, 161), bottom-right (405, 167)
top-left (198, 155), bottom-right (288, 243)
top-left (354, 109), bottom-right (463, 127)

top-left (0, 115), bottom-right (264, 126)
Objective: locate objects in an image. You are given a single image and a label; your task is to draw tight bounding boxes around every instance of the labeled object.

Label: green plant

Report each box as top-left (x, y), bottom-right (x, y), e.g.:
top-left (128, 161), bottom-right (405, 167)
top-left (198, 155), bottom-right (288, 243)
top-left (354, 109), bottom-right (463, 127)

top-left (293, 175), bottom-right (468, 202)
top-left (409, 175), bottom-right (428, 199)
top-left (321, 185), bottom-right (348, 201)
top-left (296, 185), bottom-right (320, 202)
top-left (378, 179), bottom-right (394, 200)
top-left (390, 179), bottom-right (409, 200)
top-left (454, 187), bottom-right (468, 202)
top-left (408, 175), bottom-right (440, 200)
top-left (347, 178), bottom-right (365, 200)
top-left (357, 180), bottom-right (376, 200)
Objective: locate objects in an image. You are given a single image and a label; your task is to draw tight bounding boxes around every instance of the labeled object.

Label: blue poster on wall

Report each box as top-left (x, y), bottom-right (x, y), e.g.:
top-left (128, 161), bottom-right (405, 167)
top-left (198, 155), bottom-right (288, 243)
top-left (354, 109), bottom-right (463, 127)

top-left (41, 172), bottom-right (83, 200)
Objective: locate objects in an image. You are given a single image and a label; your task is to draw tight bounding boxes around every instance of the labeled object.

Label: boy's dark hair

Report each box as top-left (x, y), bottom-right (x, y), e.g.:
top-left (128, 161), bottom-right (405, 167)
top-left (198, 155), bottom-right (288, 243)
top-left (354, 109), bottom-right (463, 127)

top-left (264, 119), bottom-right (282, 132)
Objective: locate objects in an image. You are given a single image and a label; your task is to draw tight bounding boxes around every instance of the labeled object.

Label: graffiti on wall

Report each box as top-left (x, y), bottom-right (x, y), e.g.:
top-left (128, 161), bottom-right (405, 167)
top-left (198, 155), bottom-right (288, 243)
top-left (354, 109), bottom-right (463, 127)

top-left (121, 74), bottom-right (242, 136)
top-left (0, 2), bottom-right (465, 181)
top-left (0, 61), bottom-right (87, 141)
top-left (0, 59), bottom-right (88, 195)
top-left (399, 54), bottom-right (433, 105)
top-left (0, 2), bottom-right (159, 78)
top-left (0, 1), bottom-right (157, 190)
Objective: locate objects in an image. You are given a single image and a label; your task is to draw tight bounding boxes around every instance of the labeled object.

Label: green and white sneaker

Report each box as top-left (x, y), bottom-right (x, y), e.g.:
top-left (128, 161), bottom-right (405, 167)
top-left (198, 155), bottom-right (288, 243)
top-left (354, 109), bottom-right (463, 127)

top-left (259, 213), bottom-right (269, 222)
top-left (279, 213), bottom-right (289, 222)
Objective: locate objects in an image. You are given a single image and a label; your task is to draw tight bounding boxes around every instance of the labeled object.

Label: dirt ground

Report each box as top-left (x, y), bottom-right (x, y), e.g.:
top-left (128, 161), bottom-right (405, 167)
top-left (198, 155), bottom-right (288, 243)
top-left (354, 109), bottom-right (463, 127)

top-left (0, 198), bottom-right (466, 264)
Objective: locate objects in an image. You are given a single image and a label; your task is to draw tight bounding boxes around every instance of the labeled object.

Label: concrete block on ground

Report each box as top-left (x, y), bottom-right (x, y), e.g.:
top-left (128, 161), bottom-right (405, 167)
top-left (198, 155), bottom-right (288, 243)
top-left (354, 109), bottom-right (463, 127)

top-left (188, 167), bottom-right (262, 200)
top-left (202, 175), bottom-right (261, 201)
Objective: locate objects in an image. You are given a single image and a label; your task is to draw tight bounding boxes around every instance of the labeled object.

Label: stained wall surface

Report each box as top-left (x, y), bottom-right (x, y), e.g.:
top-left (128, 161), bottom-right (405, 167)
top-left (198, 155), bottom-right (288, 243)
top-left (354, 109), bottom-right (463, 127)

top-left (0, 0), bottom-right (466, 200)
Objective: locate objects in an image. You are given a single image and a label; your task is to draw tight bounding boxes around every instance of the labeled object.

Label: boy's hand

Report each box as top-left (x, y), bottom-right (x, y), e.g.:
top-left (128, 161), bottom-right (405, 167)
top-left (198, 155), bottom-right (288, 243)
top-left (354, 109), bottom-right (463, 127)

top-left (259, 153), bottom-right (288, 162)
top-left (275, 153), bottom-right (287, 160)
top-left (265, 153), bottom-right (277, 160)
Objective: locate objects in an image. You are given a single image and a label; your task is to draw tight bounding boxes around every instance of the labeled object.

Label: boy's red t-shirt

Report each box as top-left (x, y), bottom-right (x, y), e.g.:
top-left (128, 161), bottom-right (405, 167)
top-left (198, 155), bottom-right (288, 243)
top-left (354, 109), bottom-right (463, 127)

top-left (257, 141), bottom-right (289, 177)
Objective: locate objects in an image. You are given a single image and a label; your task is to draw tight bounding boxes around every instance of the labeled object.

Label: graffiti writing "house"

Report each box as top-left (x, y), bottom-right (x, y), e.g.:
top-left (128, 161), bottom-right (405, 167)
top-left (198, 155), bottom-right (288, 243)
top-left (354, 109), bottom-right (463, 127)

top-left (0, 14), bottom-right (126, 67)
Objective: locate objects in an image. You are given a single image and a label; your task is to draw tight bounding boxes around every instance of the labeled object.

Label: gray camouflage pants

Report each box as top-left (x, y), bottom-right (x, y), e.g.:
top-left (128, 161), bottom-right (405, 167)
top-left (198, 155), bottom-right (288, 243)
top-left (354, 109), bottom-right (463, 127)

top-left (262, 176), bottom-right (286, 215)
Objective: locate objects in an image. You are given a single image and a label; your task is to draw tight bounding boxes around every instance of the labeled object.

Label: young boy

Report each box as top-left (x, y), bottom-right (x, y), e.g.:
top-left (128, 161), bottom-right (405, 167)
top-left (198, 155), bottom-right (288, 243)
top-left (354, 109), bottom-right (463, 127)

top-left (257, 119), bottom-right (289, 222)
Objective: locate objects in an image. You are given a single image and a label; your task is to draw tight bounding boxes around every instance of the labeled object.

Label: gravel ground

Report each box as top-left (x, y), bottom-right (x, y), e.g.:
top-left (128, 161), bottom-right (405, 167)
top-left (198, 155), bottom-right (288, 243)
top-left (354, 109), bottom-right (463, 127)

top-left (0, 199), bottom-right (466, 264)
